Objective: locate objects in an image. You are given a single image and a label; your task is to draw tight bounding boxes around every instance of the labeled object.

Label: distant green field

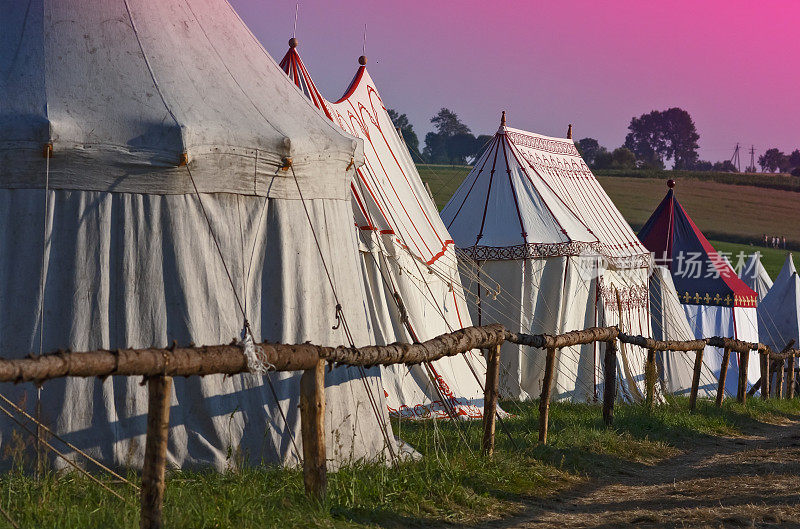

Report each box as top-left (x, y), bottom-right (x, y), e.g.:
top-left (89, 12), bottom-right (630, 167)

top-left (415, 164), bottom-right (800, 269)
top-left (708, 240), bottom-right (789, 280)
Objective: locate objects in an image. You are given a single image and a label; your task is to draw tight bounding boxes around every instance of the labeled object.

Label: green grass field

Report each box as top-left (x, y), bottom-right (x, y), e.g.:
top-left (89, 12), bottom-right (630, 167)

top-left (1, 399), bottom-right (798, 528)
top-left (416, 164), bottom-right (799, 275)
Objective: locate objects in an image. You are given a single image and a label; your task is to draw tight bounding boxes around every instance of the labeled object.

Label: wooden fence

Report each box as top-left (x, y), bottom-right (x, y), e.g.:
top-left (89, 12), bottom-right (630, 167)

top-left (0, 324), bottom-right (797, 529)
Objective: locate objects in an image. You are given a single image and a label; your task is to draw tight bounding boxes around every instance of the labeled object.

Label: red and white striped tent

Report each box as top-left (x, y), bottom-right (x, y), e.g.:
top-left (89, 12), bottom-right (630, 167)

top-left (280, 42), bottom-right (488, 419)
top-left (441, 116), bottom-right (653, 402)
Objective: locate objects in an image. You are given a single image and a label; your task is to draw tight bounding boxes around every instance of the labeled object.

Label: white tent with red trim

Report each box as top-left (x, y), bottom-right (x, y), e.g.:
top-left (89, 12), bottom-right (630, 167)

top-left (441, 116), bottom-right (653, 402)
top-left (280, 43), bottom-right (487, 419)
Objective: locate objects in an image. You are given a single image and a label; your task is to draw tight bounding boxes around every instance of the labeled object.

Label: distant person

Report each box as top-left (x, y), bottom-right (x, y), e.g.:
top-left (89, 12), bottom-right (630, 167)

top-left (764, 233), bottom-right (768, 246)
top-left (783, 236), bottom-right (787, 249)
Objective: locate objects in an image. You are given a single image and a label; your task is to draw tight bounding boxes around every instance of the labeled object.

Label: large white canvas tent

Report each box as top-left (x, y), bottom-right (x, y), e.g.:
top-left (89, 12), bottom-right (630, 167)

top-left (280, 42), bottom-right (487, 419)
top-left (740, 252), bottom-right (773, 301)
top-left (638, 182), bottom-right (760, 395)
top-left (758, 254), bottom-right (800, 354)
top-left (440, 116), bottom-right (653, 402)
top-left (0, 0), bottom-right (397, 469)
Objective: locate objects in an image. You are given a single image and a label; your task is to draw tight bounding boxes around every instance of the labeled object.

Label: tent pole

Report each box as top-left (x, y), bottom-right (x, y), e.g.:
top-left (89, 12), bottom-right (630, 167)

top-left (788, 354), bottom-right (796, 399)
top-left (760, 353), bottom-right (770, 400)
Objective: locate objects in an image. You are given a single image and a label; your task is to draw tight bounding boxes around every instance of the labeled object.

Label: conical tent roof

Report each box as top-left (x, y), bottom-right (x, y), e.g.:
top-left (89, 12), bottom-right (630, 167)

top-left (279, 43), bottom-right (487, 419)
top-left (740, 252), bottom-right (773, 300)
top-left (442, 121), bottom-right (598, 259)
top-left (1, 0), bottom-right (361, 195)
top-left (638, 184), bottom-right (758, 308)
top-left (758, 254), bottom-right (800, 352)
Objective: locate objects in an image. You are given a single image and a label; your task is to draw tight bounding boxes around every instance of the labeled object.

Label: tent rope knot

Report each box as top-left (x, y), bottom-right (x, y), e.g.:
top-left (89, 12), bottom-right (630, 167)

top-left (238, 324), bottom-right (274, 374)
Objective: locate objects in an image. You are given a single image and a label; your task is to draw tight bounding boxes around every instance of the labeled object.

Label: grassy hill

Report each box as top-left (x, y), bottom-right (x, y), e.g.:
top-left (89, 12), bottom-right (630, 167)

top-left (416, 165), bottom-right (797, 279)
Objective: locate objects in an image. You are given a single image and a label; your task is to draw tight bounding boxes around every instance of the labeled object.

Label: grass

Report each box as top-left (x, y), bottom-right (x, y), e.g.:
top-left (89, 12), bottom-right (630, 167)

top-left (414, 164), bottom-right (800, 255)
top-left (1, 398), bottom-right (798, 528)
top-left (709, 240), bottom-right (789, 279)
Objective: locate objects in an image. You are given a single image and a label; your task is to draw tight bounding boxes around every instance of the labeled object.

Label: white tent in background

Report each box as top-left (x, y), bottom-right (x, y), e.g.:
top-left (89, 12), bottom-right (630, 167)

top-left (649, 266), bottom-right (716, 396)
top-left (441, 115), bottom-right (653, 402)
top-left (740, 252), bottom-right (773, 300)
top-left (280, 43), bottom-right (487, 419)
top-left (0, 0), bottom-right (397, 469)
top-left (758, 254), bottom-right (800, 355)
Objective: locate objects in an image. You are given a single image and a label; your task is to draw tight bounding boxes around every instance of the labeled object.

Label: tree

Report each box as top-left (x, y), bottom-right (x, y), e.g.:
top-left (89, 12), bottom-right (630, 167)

top-left (712, 160), bottom-right (738, 172)
top-left (610, 147), bottom-right (636, 169)
top-left (430, 108), bottom-right (471, 137)
top-left (423, 108), bottom-right (478, 164)
top-left (693, 160), bottom-right (713, 171)
top-left (387, 108), bottom-right (420, 159)
top-left (593, 149), bottom-right (613, 170)
top-left (758, 148), bottom-right (787, 173)
top-left (624, 107), bottom-right (700, 169)
top-left (788, 149), bottom-right (800, 169)
top-left (576, 138), bottom-right (602, 167)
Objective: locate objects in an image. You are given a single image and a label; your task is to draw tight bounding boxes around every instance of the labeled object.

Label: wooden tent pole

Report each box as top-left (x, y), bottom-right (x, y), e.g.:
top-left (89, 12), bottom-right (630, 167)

top-left (760, 352), bottom-right (770, 400)
top-left (715, 348), bottom-right (730, 407)
top-left (602, 340), bottom-right (617, 427)
top-left (140, 375), bottom-right (172, 529)
top-left (776, 358), bottom-right (785, 399)
top-left (300, 358), bottom-right (326, 501)
top-left (482, 345), bottom-right (501, 456)
top-left (645, 349), bottom-right (657, 411)
top-left (788, 354), bottom-right (797, 399)
top-left (689, 349), bottom-right (704, 411)
top-left (538, 347), bottom-right (557, 444)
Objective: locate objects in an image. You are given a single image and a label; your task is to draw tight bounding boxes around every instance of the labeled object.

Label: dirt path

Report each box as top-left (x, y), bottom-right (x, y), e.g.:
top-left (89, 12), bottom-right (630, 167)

top-left (496, 418), bottom-right (800, 528)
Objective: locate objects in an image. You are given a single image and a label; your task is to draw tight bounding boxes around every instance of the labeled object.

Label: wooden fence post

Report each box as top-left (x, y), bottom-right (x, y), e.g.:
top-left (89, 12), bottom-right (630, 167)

top-left (760, 352), bottom-right (770, 400)
top-left (689, 348), bottom-right (704, 411)
top-left (300, 357), bottom-right (326, 501)
top-left (788, 354), bottom-right (796, 399)
top-left (715, 348), bottom-right (730, 407)
top-left (140, 375), bottom-right (172, 529)
top-left (776, 358), bottom-right (785, 399)
top-left (482, 345), bottom-right (501, 455)
top-left (645, 349), bottom-right (656, 411)
top-left (538, 347), bottom-right (557, 444)
top-left (737, 351), bottom-right (748, 404)
top-left (602, 340), bottom-right (617, 427)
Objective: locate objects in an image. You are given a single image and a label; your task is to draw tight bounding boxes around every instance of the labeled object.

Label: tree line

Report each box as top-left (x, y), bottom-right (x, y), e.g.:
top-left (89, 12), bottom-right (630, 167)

top-left (390, 106), bottom-right (799, 175)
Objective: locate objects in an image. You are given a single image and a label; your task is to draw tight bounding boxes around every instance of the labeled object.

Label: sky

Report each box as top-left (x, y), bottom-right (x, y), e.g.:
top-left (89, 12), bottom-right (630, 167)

top-left (231, 0), bottom-right (798, 164)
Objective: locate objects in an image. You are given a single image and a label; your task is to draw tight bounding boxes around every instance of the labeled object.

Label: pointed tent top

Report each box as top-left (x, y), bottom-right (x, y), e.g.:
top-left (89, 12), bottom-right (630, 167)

top-left (758, 252), bottom-right (800, 351)
top-left (667, 178), bottom-right (676, 189)
top-left (638, 188), bottom-right (758, 307)
top-left (289, 37), bottom-right (299, 48)
top-left (566, 124), bottom-right (572, 139)
top-left (500, 111), bottom-right (506, 128)
top-left (740, 251), bottom-right (773, 300)
top-left (358, 55), bottom-right (368, 66)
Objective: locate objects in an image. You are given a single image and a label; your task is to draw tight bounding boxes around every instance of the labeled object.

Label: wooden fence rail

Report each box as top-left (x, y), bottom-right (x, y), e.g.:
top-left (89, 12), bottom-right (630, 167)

top-left (0, 324), bottom-right (797, 528)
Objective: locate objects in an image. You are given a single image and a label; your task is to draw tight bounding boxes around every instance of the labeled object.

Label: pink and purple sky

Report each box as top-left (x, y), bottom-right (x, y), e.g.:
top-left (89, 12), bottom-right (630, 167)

top-left (232, 0), bottom-right (797, 164)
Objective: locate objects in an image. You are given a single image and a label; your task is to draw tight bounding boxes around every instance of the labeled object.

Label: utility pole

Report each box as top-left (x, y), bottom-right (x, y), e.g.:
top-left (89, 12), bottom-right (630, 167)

top-left (730, 143), bottom-right (741, 172)
top-left (748, 145), bottom-right (757, 173)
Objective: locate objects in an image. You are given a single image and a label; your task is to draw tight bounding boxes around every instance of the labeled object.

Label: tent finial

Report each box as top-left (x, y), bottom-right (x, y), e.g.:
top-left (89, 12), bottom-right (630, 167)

top-left (500, 111), bottom-right (506, 128)
top-left (667, 179), bottom-right (676, 189)
top-left (358, 55), bottom-right (367, 66)
top-left (566, 124), bottom-right (572, 139)
top-left (289, 37), bottom-right (299, 48)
